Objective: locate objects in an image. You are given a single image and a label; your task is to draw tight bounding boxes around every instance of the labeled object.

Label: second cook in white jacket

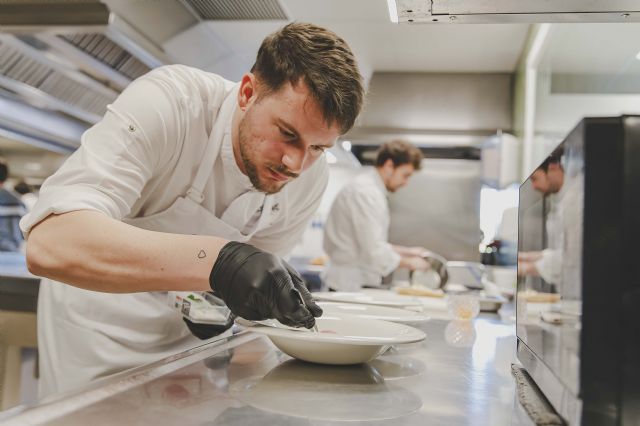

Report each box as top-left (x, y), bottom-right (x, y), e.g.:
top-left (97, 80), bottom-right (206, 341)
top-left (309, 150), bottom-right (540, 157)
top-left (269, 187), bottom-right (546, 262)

top-left (323, 140), bottom-right (430, 291)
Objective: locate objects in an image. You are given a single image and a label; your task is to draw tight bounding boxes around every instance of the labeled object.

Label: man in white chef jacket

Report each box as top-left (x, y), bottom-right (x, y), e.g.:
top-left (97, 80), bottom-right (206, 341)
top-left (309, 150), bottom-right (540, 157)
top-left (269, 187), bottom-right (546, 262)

top-left (20, 23), bottom-right (364, 396)
top-left (518, 149), bottom-right (566, 286)
top-left (322, 140), bottom-right (430, 291)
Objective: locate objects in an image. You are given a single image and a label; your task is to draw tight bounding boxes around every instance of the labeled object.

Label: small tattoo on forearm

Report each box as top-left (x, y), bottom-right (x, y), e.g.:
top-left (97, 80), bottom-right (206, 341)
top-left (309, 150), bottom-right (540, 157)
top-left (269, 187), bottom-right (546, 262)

top-left (197, 250), bottom-right (207, 259)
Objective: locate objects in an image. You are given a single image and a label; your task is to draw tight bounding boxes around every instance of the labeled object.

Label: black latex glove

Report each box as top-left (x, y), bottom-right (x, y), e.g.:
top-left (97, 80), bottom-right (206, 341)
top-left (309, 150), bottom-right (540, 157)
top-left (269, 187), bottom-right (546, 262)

top-left (210, 241), bottom-right (322, 329)
top-left (183, 312), bottom-right (235, 340)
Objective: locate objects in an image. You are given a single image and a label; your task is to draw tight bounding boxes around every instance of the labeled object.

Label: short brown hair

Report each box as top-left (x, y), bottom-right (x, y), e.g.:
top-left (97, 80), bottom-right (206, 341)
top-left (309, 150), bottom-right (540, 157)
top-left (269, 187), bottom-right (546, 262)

top-left (375, 140), bottom-right (423, 170)
top-left (251, 22), bottom-right (364, 134)
top-left (537, 146), bottom-right (564, 173)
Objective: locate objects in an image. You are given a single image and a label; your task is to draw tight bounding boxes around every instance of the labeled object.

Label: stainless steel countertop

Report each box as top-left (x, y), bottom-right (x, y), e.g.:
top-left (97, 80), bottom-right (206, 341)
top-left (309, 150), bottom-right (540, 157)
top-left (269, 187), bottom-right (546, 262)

top-left (1, 315), bottom-right (536, 425)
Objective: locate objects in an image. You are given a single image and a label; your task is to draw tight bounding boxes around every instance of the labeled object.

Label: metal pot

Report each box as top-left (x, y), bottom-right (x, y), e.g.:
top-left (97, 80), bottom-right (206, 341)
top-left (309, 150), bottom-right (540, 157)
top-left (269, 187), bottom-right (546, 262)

top-left (410, 250), bottom-right (449, 289)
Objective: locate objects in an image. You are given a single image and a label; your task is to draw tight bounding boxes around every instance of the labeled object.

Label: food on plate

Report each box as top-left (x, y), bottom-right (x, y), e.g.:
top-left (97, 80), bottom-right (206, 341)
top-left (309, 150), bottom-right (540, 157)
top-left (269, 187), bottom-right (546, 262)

top-left (396, 286), bottom-right (445, 298)
top-left (519, 290), bottom-right (561, 303)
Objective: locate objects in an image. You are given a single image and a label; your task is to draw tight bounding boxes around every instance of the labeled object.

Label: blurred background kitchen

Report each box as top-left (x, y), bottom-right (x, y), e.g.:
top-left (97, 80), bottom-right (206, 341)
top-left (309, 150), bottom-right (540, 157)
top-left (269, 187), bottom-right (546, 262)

top-left (0, 0), bottom-right (639, 414)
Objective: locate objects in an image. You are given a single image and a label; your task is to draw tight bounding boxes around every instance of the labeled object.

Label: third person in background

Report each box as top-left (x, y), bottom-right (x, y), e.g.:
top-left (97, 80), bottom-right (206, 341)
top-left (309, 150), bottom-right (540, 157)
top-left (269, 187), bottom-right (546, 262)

top-left (0, 159), bottom-right (26, 252)
top-left (322, 140), bottom-right (430, 291)
top-left (518, 148), bottom-right (565, 286)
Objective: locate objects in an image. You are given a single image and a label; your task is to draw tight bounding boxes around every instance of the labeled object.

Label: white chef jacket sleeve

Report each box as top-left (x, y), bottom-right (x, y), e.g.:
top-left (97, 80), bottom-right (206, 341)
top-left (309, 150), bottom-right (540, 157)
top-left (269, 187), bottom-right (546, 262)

top-left (20, 70), bottom-right (181, 237)
top-left (535, 248), bottom-right (562, 284)
top-left (347, 190), bottom-right (401, 276)
top-left (249, 161), bottom-right (329, 258)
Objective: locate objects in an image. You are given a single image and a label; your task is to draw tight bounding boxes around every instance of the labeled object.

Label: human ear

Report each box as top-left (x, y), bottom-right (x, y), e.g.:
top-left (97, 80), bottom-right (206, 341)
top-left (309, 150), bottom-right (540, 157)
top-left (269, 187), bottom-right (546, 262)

top-left (384, 159), bottom-right (395, 177)
top-left (238, 73), bottom-right (257, 111)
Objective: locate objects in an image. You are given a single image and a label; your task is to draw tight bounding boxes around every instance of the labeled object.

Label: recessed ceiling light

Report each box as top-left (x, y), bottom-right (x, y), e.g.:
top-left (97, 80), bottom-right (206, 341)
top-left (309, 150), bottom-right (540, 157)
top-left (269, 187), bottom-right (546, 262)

top-left (341, 140), bottom-right (352, 151)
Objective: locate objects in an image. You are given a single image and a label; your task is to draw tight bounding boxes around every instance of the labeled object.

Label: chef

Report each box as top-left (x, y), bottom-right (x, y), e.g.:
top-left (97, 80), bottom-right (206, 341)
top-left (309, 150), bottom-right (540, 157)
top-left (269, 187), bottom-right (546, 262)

top-left (20, 22), bottom-right (364, 396)
top-left (322, 140), bottom-right (430, 291)
top-left (518, 148), bottom-right (567, 288)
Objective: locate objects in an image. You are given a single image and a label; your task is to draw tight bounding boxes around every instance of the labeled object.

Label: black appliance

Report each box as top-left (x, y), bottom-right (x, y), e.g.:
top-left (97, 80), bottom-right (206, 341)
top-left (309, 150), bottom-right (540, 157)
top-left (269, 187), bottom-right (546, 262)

top-left (516, 116), bottom-right (640, 425)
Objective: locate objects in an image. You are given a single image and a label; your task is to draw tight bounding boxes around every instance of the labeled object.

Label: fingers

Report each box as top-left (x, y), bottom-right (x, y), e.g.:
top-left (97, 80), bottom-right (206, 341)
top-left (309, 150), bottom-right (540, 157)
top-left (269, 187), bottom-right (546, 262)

top-left (280, 287), bottom-right (317, 329)
top-left (295, 283), bottom-right (323, 318)
top-left (283, 259), bottom-right (323, 318)
top-left (270, 269), bottom-right (316, 328)
top-left (279, 303), bottom-right (317, 329)
top-left (282, 259), bottom-right (305, 286)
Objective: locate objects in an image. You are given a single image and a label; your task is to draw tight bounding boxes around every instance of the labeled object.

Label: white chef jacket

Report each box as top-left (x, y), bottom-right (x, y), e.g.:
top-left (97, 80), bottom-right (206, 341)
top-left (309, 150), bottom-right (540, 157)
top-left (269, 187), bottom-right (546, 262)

top-left (322, 169), bottom-right (401, 291)
top-left (19, 64), bottom-right (328, 395)
top-left (535, 178), bottom-right (582, 297)
top-left (21, 65), bottom-right (328, 255)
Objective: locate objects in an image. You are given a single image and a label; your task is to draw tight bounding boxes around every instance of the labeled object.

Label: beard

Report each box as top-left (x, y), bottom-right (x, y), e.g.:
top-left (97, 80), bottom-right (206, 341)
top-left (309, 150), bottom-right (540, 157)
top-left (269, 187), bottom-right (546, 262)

top-left (238, 113), bottom-right (296, 194)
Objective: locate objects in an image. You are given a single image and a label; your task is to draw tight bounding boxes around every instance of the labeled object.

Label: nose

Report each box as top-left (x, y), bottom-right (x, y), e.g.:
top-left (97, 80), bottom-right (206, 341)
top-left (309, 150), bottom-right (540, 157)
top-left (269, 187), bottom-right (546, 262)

top-left (281, 146), bottom-right (307, 174)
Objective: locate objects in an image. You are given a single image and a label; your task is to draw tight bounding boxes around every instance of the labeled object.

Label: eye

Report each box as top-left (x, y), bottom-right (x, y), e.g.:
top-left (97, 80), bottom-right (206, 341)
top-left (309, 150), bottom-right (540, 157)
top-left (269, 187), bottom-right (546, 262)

top-left (310, 145), bottom-right (326, 154)
top-left (280, 127), bottom-right (296, 139)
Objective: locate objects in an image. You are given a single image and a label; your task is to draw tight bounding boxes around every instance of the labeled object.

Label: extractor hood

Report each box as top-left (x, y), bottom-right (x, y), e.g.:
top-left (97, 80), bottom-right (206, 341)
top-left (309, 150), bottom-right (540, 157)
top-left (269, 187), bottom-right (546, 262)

top-left (389, 0), bottom-right (640, 23)
top-left (0, 0), bottom-right (171, 152)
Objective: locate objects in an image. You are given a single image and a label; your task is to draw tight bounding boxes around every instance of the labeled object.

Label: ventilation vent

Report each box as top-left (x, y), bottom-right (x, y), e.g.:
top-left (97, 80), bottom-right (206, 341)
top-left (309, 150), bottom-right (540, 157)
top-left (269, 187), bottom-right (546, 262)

top-left (59, 33), bottom-right (151, 80)
top-left (185, 0), bottom-right (288, 20)
top-left (0, 39), bottom-right (116, 118)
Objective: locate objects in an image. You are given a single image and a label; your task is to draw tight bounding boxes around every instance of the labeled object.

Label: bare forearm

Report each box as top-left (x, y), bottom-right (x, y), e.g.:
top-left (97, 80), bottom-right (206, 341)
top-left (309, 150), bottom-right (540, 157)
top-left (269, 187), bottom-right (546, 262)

top-left (392, 244), bottom-right (425, 257)
top-left (26, 210), bottom-right (228, 293)
top-left (398, 254), bottom-right (430, 271)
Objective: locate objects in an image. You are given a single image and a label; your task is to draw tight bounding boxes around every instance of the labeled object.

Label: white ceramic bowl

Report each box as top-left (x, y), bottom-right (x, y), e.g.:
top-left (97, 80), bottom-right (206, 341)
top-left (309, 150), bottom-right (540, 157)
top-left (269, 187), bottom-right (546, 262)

top-left (249, 315), bottom-right (426, 365)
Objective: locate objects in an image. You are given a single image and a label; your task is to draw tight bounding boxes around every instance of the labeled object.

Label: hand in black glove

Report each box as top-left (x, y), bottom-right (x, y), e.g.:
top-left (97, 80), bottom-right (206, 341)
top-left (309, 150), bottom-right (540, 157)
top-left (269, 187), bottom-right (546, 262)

top-left (209, 242), bottom-right (322, 329)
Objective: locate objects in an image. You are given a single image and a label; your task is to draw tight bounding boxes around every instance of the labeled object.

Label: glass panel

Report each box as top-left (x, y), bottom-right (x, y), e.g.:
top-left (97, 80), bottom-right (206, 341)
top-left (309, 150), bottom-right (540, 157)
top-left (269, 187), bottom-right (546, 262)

top-left (532, 23), bottom-right (640, 163)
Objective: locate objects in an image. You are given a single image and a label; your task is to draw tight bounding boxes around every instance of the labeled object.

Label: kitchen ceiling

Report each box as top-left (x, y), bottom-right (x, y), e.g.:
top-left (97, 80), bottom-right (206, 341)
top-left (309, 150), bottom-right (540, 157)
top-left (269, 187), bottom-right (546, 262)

top-left (3, 0), bottom-right (639, 156)
top-left (163, 0), bottom-right (531, 82)
top-left (542, 23), bottom-right (640, 74)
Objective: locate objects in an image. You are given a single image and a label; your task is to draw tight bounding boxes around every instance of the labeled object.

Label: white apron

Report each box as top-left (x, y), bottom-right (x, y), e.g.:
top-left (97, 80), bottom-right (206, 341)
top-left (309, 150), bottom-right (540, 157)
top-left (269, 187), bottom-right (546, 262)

top-left (37, 122), bottom-right (276, 396)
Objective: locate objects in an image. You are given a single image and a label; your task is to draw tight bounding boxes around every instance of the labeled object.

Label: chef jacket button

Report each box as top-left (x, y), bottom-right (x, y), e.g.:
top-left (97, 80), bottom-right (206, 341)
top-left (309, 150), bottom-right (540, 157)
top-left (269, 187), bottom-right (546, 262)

top-left (128, 124), bottom-right (136, 132)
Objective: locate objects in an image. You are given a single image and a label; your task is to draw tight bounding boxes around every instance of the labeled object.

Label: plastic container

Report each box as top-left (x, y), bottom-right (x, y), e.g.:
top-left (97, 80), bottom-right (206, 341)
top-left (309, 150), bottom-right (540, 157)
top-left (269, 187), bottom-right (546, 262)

top-left (446, 294), bottom-right (480, 320)
top-left (167, 291), bottom-right (231, 325)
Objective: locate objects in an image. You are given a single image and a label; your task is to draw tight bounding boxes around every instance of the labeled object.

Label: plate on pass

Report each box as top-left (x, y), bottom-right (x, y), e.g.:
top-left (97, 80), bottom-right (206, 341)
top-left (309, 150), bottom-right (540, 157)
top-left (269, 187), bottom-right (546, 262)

top-left (313, 290), bottom-right (423, 308)
top-left (248, 315), bottom-right (426, 365)
top-left (318, 302), bottom-right (430, 323)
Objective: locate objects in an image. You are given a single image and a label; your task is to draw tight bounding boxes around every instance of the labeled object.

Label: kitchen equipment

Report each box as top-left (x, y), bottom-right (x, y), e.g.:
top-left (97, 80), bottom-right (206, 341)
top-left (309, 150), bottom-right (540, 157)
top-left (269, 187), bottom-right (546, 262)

top-left (247, 315), bottom-right (426, 365)
top-left (476, 295), bottom-right (508, 312)
top-left (410, 250), bottom-right (449, 289)
top-left (445, 261), bottom-right (485, 290)
top-left (167, 291), bottom-right (231, 325)
top-left (517, 116), bottom-right (640, 425)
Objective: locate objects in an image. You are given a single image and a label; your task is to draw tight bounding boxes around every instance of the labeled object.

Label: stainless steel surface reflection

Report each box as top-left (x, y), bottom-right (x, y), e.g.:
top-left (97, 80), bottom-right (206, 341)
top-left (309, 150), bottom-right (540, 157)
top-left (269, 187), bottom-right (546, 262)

top-left (1, 316), bottom-right (527, 425)
top-left (444, 319), bottom-right (478, 347)
top-left (368, 355), bottom-right (427, 381)
top-left (230, 360), bottom-right (421, 421)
